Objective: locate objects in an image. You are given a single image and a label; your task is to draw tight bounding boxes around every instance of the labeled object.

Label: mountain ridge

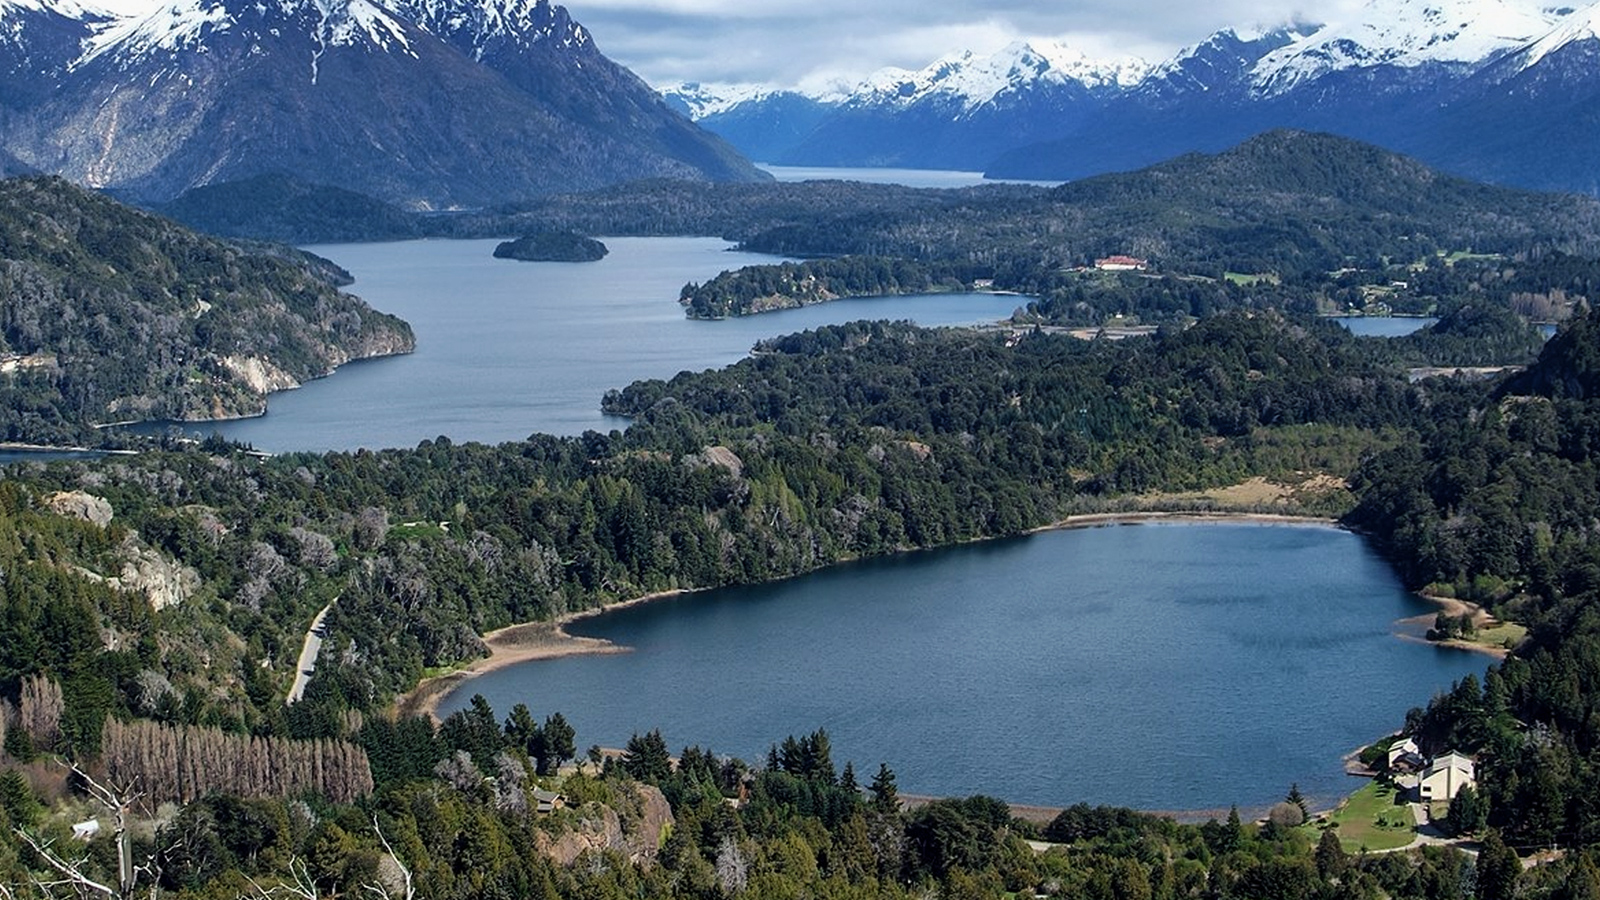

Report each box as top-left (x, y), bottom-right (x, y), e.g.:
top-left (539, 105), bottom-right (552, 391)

top-left (0, 0), bottom-right (766, 207)
top-left (672, 0), bottom-right (1600, 194)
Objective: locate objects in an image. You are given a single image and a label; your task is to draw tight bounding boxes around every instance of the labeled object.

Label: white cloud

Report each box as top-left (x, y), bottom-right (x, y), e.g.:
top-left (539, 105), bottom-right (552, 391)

top-left (573, 0), bottom-right (1372, 88)
top-left (76, 0), bottom-right (1463, 89)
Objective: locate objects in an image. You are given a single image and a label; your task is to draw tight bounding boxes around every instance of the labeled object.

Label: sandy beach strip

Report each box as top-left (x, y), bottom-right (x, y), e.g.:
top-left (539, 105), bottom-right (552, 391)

top-left (1032, 509), bottom-right (1337, 533)
top-left (1394, 593), bottom-right (1517, 659)
top-left (395, 590), bottom-right (692, 721)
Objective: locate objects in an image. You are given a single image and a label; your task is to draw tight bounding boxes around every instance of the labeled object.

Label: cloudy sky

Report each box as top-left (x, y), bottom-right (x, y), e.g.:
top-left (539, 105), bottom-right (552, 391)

top-left (565, 0), bottom-right (1366, 90)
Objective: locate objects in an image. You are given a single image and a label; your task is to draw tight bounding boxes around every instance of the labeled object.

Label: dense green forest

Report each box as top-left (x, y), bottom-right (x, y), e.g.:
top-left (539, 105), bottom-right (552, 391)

top-left (492, 232), bottom-right (609, 263)
top-left (159, 132), bottom-right (1600, 304)
top-left (679, 257), bottom-right (974, 318)
top-left (5, 301), bottom-right (1600, 895)
top-left (0, 177), bottom-right (415, 446)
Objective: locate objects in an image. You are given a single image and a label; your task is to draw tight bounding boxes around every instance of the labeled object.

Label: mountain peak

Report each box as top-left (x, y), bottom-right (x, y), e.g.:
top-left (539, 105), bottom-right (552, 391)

top-left (851, 39), bottom-right (1149, 112)
top-left (78, 0), bottom-right (416, 68)
top-left (1249, 0), bottom-right (1562, 94)
top-left (391, 0), bottom-right (588, 61)
top-left (1512, 0), bottom-right (1600, 68)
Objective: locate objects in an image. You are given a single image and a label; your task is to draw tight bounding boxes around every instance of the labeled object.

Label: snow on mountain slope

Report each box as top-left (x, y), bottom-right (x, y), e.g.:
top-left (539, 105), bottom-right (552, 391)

top-left (78, 0), bottom-right (414, 68)
top-left (392, 0), bottom-right (585, 59)
top-left (663, 81), bottom-right (791, 119)
top-left (1139, 26), bottom-right (1311, 98)
top-left (1249, 0), bottom-right (1561, 94)
top-left (849, 40), bottom-right (1148, 112)
top-left (0, 0), bottom-right (100, 20)
top-left (1510, 0), bottom-right (1600, 69)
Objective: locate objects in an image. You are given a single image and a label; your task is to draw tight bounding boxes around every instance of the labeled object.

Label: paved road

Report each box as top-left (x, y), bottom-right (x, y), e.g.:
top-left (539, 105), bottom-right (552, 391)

top-left (286, 602), bottom-right (334, 704)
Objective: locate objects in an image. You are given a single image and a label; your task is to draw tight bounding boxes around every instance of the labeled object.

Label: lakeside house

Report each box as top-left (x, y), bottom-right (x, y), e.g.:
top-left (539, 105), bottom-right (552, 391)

top-left (1387, 737), bottom-right (1424, 772)
top-left (1417, 751), bottom-right (1476, 802)
top-left (1095, 255), bottom-right (1149, 271)
top-left (533, 788), bottom-right (565, 814)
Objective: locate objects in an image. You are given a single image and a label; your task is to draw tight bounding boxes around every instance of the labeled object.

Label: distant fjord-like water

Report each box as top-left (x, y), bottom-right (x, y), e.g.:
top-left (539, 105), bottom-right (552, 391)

top-left (440, 521), bottom-right (1487, 814)
top-left (146, 237), bottom-right (1016, 453)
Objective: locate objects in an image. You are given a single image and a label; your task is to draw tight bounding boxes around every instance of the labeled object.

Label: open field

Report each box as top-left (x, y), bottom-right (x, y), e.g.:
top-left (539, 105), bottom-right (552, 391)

top-left (1314, 780), bottom-right (1416, 852)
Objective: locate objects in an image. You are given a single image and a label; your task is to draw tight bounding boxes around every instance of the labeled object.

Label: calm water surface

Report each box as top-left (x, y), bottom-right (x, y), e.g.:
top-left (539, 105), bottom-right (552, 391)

top-left (440, 522), bottom-right (1486, 813)
top-left (146, 238), bottom-right (1017, 453)
top-left (759, 164), bottom-right (1057, 189)
top-left (1334, 316), bottom-right (1439, 337)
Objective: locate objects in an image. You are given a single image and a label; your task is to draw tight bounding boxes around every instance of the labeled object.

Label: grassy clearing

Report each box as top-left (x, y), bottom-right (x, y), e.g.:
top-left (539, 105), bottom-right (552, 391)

top-left (1224, 272), bottom-right (1281, 286)
top-left (1314, 781), bottom-right (1415, 852)
top-left (1443, 250), bottom-right (1503, 265)
top-left (1461, 621), bottom-right (1528, 653)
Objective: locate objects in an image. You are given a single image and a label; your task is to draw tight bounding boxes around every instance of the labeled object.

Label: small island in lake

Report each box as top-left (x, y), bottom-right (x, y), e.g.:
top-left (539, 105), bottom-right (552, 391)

top-left (493, 231), bottom-right (609, 262)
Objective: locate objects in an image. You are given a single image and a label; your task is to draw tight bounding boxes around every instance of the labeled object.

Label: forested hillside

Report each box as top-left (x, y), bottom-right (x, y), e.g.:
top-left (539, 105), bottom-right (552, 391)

top-left (4, 304), bottom-right (1600, 894)
top-left (0, 177), bottom-right (415, 445)
top-left (164, 132), bottom-right (1600, 281)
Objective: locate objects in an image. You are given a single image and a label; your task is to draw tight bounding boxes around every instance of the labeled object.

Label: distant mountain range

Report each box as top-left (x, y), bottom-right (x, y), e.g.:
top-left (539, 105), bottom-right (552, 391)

top-left (665, 0), bottom-right (1600, 195)
top-left (0, 0), bottom-right (766, 208)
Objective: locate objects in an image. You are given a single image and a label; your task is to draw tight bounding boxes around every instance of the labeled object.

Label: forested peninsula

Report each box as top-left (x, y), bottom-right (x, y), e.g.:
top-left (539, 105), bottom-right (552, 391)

top-left (0, 178), bottom-right (415, 447)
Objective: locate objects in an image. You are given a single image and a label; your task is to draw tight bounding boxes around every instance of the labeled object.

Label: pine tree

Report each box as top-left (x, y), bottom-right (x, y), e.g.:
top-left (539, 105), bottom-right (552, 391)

top-left (869, 763), bottom-right (899, 814)
top-left (1286, 783), bottom-right (1308, 819)
top-left (542, 713), bottom-right (576, 774)
top-left (622, 729), bottom-right (672, 783)
top-left (840, 761), bottom-right (860, 795)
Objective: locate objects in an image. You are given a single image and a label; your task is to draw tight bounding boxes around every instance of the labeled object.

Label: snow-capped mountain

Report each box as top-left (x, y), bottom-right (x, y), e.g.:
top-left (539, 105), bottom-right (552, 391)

top-left (1135, 26), bottom-right (1312, 102)
top-left (1247, 0), bottom-right (1560, 95)
top-left (0, 0), bottom-right (764, 206)
top-left (0, 0), bottom-right (103, 107)
top-left (1490, 0), bottom-right (1600, 73)
top-left (682, 40), bottom-right (1149, 169)
top-left (846, 40), bottom-right (1148, 112)
top-left (675, 0), bottom-right (1600, 195)
top-left (77, 0), bottom-right (418, 72)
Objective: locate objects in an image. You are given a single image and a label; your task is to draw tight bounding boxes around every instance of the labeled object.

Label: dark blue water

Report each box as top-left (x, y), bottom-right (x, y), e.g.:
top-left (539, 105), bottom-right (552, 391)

top-left (1334, 316), bottom-right (1438, 337)
top-left (439, 521), bottom-right (1485, 813)
top-left (758, 164), bottom-right (1056, 189)
top-left (135, 238), bottom-right (1018, 453)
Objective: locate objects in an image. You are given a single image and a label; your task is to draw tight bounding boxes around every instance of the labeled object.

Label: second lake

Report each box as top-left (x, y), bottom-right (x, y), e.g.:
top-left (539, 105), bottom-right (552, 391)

top-left (438, 521), bottom-right (1487, 815)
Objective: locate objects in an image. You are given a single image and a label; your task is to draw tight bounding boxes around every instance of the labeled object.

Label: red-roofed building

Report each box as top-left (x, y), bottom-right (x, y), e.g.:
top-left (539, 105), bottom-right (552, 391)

top-left (1095, 255), bottom-right (1148, 271)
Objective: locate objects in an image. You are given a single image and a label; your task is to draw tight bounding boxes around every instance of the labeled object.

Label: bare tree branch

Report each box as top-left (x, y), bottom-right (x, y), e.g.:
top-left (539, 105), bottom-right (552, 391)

top-left (243, 857), bottom-right (321, 900)
top-left (363, 815), bottom-right (415, 900)
top-left (13, 828), bottom-right (118, 898)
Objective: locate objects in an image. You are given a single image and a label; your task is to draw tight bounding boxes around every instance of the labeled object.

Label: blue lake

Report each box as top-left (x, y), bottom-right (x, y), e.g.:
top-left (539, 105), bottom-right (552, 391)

top-left (439, 521), bottom-right (1486, 814)
top-left (759, 163), bottom-right (1057, 189)
top-left (141, 237), bottom-right (1018, 453)
top-left (1333, 316), bottom-right (1438, 337)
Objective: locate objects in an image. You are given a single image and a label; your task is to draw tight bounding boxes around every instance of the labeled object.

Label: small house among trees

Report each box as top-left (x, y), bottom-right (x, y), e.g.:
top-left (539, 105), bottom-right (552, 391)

top-left (1417, 751), bottom-right (1476, 802)
top-left (1387, 737), bottom-right (1424, 772)
top-left (1095, 255), bottom-right (1149, 271)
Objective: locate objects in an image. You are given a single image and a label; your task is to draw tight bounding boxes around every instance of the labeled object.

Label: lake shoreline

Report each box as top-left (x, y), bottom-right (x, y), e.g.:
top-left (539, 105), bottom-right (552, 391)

top-left (397, 511), bottom-right (1334, 722)
top-left (396, 589), bottom-right (692, 721)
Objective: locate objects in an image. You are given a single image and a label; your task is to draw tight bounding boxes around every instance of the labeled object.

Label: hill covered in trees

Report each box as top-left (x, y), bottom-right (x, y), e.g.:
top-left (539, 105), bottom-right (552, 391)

top-left (0, 177), bottom-right (415, 445)
top-left (164, 132), bottom-right (1600, 284)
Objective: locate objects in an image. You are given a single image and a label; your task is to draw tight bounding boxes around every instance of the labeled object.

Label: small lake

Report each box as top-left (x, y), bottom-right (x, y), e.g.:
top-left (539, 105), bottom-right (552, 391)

top-left (438, 521), bottom-right (1486, 814)
top-left (1333, 316), bottom-right (1438, 337)
top-left (759, 164), bottom-right (1057, 189)
top-left (137, 238), bottom-right (1018, 453)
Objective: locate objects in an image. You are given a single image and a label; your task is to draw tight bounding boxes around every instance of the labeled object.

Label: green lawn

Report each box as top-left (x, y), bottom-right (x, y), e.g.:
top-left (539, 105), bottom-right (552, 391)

top-left (1473, 621), bottom-right (1528, 652)
top-left (1223, 272), bottom-right (1280, 286)
top-left (1442, 250), bottom-right (1503, 265)
top-left (1312, 781), bottom-right (1416, 852)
